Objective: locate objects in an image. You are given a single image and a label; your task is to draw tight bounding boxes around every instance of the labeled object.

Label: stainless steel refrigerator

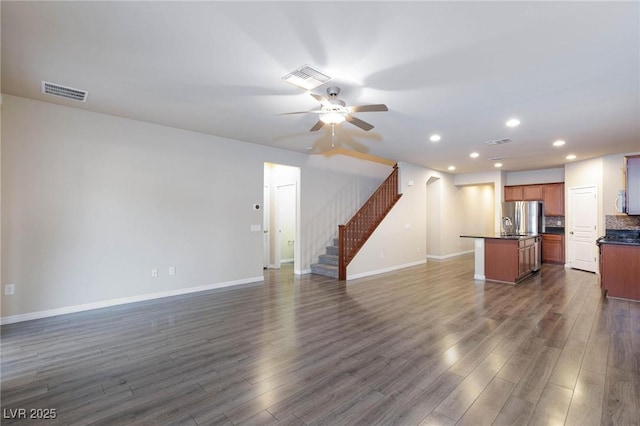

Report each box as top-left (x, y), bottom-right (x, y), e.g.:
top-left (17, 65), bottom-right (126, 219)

top-left (501, 201), bottom-right (544, 235)
top-left (501, 201), bottom-right (544, 271)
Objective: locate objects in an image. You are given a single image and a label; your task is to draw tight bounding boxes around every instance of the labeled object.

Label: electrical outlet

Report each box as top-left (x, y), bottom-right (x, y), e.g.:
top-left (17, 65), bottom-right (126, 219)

top-left (151, 269), bottom-right (158, 278)
top-left (4, 284), bottom-right (15, 295)
top-left (169, 266), bottom-right (176, 276)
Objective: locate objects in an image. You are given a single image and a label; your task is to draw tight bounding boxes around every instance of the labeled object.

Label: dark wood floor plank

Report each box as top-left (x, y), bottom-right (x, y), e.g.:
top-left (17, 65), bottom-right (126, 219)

top-left (565, 368), bottom-right (606, 426)
top-left (1, 257), bottom-right (621, 425)
top-left (547, 337), bottom-right (587, 389)
top-left (512, 345), bottom-right (561, 403)
top-left (602, 366), bottom-right (639, 426)
top-left (433, 353), bottom-right (507, 421)
top-left (455, 376), bottom-right (514, 425)
top-left (527, 383), bottom-right (573, 426)
top-left (492, 395), bottom-right (535, 426)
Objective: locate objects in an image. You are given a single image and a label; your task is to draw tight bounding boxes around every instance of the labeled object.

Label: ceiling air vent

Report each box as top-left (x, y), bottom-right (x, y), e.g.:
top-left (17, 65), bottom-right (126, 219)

top-left (485, 138), bottom-right (512, 146)
top-left (41, 81), bottom-right (88, 102)
top-left (282, 65), bottom-right (332, 91)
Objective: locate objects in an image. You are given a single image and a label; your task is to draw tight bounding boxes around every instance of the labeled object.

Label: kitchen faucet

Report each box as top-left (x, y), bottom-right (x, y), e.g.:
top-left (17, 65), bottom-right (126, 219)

top-left (502, 216), bottom-right (513, 235)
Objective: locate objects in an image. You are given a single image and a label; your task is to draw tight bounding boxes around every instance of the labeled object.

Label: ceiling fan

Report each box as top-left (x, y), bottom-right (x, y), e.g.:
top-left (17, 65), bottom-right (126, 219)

top-left (280, 86), bottom-right (388, 132)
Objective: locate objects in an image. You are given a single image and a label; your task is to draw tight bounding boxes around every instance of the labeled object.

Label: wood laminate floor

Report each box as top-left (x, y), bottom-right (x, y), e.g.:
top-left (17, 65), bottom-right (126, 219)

top-left (1, 255), bottom-right (639, 425)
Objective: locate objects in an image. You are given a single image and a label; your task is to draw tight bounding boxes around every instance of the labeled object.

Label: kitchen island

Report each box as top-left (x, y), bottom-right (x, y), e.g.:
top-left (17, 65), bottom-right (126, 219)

top-left (461, 234), bottom-right (541, 284)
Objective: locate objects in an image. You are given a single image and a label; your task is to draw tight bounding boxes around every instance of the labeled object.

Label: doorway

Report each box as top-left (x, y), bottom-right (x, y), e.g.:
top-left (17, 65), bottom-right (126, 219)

top-left (263, 163), bottom-right (300, 273)
top-left (568, 185), bottom-right (598, 272)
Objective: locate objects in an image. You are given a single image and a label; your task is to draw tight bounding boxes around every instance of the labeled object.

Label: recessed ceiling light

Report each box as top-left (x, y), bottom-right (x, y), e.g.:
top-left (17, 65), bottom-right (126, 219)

top-left (553, 140), bottom-right (566, 147)
top-left (506, 118), bottom-right (520, 128)
top-left (470, 152), bottom-right (480, 158)
top-left (494, 162), bottom-right (503, 168)
top-left (566, 154), bottom-right (577, 160)
top-left (447, 165), bottom-right (455, 171)
top-left (430, 134), bottom-right (441, 142)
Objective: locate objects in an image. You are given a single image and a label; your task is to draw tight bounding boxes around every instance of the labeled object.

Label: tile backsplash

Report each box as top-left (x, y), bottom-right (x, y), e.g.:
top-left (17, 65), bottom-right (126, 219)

top-left (606, 215), bottom-right (640, 230)
top-left (545, 216), bottom-right (565, 228)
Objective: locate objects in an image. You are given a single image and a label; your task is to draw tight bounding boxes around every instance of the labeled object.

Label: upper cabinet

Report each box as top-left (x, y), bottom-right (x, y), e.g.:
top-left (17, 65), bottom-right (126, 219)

top-left (504, 184), bottom-right (542, 201)
top-left (504, 182), bottom-right (565, 216)
top-left (522, 185), bottom-right (543, 201)
top-left (504, 186), bottom-right (523, 201)
top-left (626, 155), bottom-right (640, 215)
top-left (543, 183), bottom-right (565, 216)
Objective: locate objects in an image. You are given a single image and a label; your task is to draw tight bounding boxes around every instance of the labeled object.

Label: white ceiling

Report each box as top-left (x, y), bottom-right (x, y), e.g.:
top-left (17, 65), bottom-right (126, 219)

top-left (2, 1), bottom-right (639, 173)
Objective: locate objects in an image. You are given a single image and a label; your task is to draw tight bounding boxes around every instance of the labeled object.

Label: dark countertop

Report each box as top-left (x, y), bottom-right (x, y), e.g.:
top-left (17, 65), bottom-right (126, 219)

top-left (596, 229), bottom-right (640, 246)
top-left (460, 234), bottom-right (539, 241)
top-left (544, 227), bottom-right (564, 235)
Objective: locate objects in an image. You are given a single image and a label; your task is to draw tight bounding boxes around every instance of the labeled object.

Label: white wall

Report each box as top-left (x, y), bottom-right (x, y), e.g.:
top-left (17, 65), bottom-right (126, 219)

top-left (457, 184), bottom-right (495, 251)
top-left (1, 95), bottom-right (390, 321)
top-left (454, 170), bottom-right (505, 234)
top-left (505, 168), bottom-right (564, 186)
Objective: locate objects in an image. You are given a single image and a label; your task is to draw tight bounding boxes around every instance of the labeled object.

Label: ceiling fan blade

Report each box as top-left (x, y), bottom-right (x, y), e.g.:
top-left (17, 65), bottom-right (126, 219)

top-left (278, 110), bottom-right (322, 115)
top-left (309, 120), bottom-right (325, 131)
top-left (348, 104), bottom-right (388, 113)
top-left (345, 114), bottom-right (374, 131)
top-left (310, 93), bottom-right (331, 106)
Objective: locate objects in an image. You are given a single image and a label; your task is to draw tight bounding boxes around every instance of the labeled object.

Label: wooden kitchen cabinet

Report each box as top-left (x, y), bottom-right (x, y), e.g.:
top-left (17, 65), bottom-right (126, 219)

top-left (542, 233), bottom-right (564, 264)
top-left (600, 243), bottom-right (640, 301)
top-left (522, 185), bottom-right (543, 201)
top-left (485, 236), bottom-right (537, 283)
top-left (504, 184), bottom-right (542, 201)
top-left (504, 183), bottom-right (565, 216)
top-left (543, 183), bottom-right (564, 216)
top-left (504, 186), bottom-right (523, 201)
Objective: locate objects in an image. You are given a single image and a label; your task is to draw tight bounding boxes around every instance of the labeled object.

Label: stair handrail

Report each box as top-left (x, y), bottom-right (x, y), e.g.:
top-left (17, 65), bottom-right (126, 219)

top-left (338, 164), bottom-right (402, 280)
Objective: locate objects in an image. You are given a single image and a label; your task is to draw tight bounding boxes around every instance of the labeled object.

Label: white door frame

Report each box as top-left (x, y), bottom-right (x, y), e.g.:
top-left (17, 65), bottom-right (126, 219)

top-left (263, 163), bottom-right (301, 274)
top-left (275, 183), bottom-right (296, 268)
top-left (263, 185), bottom-right (270, 269)
top-left (567, 185), bottom-right (598, 272)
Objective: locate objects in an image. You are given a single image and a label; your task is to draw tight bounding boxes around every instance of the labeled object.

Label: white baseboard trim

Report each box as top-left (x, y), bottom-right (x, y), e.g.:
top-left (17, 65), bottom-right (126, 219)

top-left (426, 250), bottom-right (474, 260)
top-left (474, 274), bottom-right (486, 281)
top-left (347, 259), bottom-right (427, 281)
top-left (298, 268), bottom-right (311, 275)
top-left (0, 276), bottom-right (264, 325)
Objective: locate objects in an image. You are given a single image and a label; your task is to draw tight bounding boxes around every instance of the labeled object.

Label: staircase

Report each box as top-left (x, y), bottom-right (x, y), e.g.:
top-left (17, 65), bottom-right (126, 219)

top-left (311, 164), bottom-right (402, 280)
top-left (310, 238), bottom-right (340, 279)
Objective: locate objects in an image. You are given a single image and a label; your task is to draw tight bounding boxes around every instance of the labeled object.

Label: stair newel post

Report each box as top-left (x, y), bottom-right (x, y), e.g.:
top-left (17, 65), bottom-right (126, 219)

top-left (338, 225), bottom-right (346, 280)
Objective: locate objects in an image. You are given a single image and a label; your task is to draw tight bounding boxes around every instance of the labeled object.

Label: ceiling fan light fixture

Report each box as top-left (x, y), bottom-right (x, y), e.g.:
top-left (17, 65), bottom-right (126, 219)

top-left (320, 111), bottom-right (346, 124)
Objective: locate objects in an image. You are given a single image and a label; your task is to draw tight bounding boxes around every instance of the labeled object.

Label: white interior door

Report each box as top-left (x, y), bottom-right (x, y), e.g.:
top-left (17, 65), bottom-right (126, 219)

top-left (568, 186), bottom-right (598, 272)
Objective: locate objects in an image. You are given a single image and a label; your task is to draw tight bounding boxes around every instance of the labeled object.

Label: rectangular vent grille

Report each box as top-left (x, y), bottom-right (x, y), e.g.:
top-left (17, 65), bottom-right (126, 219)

top-left (485, 138), bottom-right (512, 146)
top-left (42, 81), bottom-right (88, 102)
top-left (282, 65), bottom-right (332, 90)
